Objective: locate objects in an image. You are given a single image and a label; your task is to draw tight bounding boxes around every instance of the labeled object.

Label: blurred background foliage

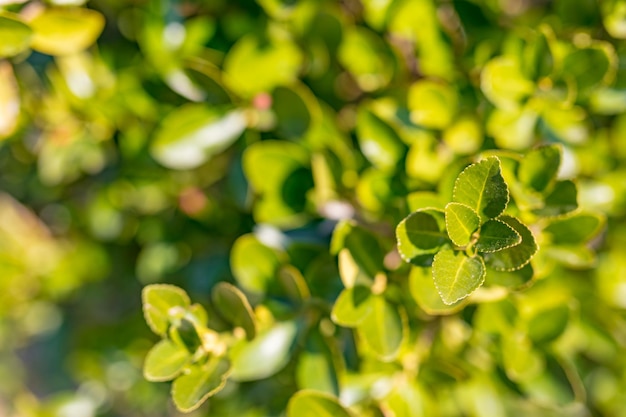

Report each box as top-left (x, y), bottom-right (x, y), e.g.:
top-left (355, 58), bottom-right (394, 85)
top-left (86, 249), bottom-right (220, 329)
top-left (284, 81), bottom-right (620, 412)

top-left (2, 0), bottom-right (626, 416)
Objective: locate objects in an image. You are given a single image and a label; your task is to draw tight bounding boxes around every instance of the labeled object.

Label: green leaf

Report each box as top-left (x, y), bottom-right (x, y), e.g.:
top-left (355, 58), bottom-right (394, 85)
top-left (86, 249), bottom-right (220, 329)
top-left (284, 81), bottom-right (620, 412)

top-left (527, 305), bottom-right (570, 344)
top-left (432, 249), bottom-right (486, 305)
top-left (151, 105), bottom-right (246, 170)
top-left (543, 212), bottom-right (605, 245)
top-left (357, 296), bottom-right (404, 361)
top-left (272, 86), bottom-right (312, 139)
top-left (171, 357), bottom-right (231, 412)
top-left (408, 80), bottom-right (458, 129)
top-left (29, 7), bottom-right (105, 56)
top-left (453, 157), bottom-right (509, 223)
top-left (287, 390), bottom-right (353, 417)
top-left (0, 14), bottom-right (33, 58)
top-left (481, 56), bottom-right (535, 110)
top-left (230, 321), bottom-right (297, 381)
top-left (295, 331), bottom-right (340, 396)
top-left (483, 216), bottom-right (538, 271)
top-left (277, 265), bottom-right (311, 303)
top-left (476, 219), bottom-right (521, 253)
top-left (142, 284), bottom-right (191, 336)
top-left (486, 105), bottom-right (538, 151)
top-left (230, 234), bottom-right (281, 296)
top-left (444, 202), bottom-right (480, 247)
top-left (409, 266), bottom-right (467, 315)
top-left (331, 286), bottom-right (374, 327)
top-left (533, 180), bottom-right (578, 217)
top-left (143, 339), bottom-right (190, 382)
top-left (211, 282), bottom-right (257, 340)
top-left (518, 145), bottom-right (561, 194)
top-left (562, 44), bottom-right (616, 97)
top-left (223, 33), bottom-right (302, 98)
top-left (484, 263), bottom-right (534, 290)
top-left (332, 222), bottom-right (385, 287)
top-left (355, 107), bottom-right (405, 172)
top-left (396, 209), bottom-right (448, 264)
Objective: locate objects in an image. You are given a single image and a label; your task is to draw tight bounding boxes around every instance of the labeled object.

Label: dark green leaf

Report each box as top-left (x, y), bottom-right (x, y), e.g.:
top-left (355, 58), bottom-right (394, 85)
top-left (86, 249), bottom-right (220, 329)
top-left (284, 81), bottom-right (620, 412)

top-left (432, 249), bottom-right (486, 305)
top-left (295, 331), bottom-right (340, 396)
top-left (211, 282), bottom-right (257, 340)
top-left (533, 180), bottom-right (578, 217)
top-left (483, 216), bottom-right (538, 271)
top-left (518, 145), bottom-right (561, 194)
top-left (543, 212), bottom-right (605, 245)
top-left (476, 219), bottom-right (521, 253)
top-left (453, 157), bottom-right (509, 223)
top-left (396, 209), bottom-right (448, 263)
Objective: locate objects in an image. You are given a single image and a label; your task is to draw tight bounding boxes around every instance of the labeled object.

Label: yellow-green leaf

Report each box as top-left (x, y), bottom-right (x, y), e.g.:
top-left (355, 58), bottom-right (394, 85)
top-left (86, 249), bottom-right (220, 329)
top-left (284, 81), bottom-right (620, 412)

top-left (143, 339), bottom-right (190, 382)
top-left (287, 390), bottom-right (353, 417)
top-left (0, 13), bottom-right (32, 57)
top-left (142, 284), bottom-right (190, 336)
top-left (171, 357), bottom-right (231, 412)
top-left (432, 249), bottom-right (486, 305)
top-left (444, 202), bottom-right (480, 247)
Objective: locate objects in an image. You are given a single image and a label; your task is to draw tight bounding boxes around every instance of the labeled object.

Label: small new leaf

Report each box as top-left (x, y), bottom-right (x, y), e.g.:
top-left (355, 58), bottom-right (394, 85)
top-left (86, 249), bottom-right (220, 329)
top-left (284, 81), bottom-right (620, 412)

top-left (453, 157), bottom-right (509, 223)
top-left (445, 202), bottom-right (480, 246)
top-left (483, 216), bottom-right (538, 271)
top-left (476, 219), bottom-right (521, 253)
top-left (396, 209), bottom-right (448, 263)
top-left (171, 357), bottom-right (231, 412)
top-left (432, 249), bottom-right (486, 305)
top-left (144, 339), bottom-right (190, 382)
top-left (142, 284), bottom-right (191, 336)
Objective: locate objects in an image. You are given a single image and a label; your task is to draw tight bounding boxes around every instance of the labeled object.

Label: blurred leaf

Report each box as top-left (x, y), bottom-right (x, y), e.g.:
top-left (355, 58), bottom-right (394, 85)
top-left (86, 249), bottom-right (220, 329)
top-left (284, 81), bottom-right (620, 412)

top-left (357, 296), bottom-right (404, 360)
top-left (332, 222), bottom-right (385, 286)
top-left (396, 209), bottom-right (448, 264)
top-left (273, 86), bottom-right (312, 139)
top-left (483, 216), bottom-right (538, 271)
top-left (331, 286), bottom-right (374, 327)
top-left (0, 62), bottom-right (20, 139)
top-left (445, 202), bottom-right (480, 247)
top-left (527, 305), bottom-right (569, 344)
top-left (356, 107), bottom-right (405, 172)
top-left (409, 266), bottom-right (467, 315)
top-left (171, 357), bottom-right (231, 412)
top-left (518, 145), bottom-right (561, 194)
top-left (224, 33), bottom-right (302, 98)
top-left (277, 265), bottom-right (311, 303)
top-left (151, 105), bottom-right (246, 170)
top-left (29, 7), bottom-right (105, 56)
top-left (295, 331), bottom-right (340, 395)
top-left (230, 234), bottom-right (281, 296)
top-left (562, 43), bottom-right (616, 97)
top-left (432, 249), bottom-right (486, 305)
top-left (338, 26), bottom-right (393, 91)
top-left (481, 56), bottom-right (535, 110)
top-left (543, 212), bottom-right (605, 245)
top-left (0, 13), bottom-right (32, 57)
top-left (484, 263), bottom-right (534, 290)
top-left (142, 284), bottom-right (191, 336)
top-left (143, 339), bottom-right (190, 382)
top-left (408, 80), bottom-right (458, 129)
top-left (211, 282), bottom-right (257, 340)
top-left (443, 115), bottom-right (483, 155)
top-left (533, 180), bottom-right (578, 217)
top-left (287, 390), bottom-right (353, 417)
top-left (487, 105), bottom-right (538, 151)
top-left (230, 321), bottom-right (297, 381)
top-left (476, 219), bottom-right (521, 253)
top-left (453, 157), bottom-right (509, 223)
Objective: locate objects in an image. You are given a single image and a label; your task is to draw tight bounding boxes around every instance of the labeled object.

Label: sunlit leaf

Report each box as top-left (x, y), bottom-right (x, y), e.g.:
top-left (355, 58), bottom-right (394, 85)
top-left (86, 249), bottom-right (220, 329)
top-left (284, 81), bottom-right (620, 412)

top-left (151, 105), bottom-right (246, 170)
top-left (444, 202), bottom-right (480, 247)
top-left (453, 157), bottom-right (509, 223)
top-left (230, 234), bottom-right (281, 296)
top-left (211, 282), bottom-right (257, 340)
top-left (476, 219), bottom-right (521, 253)
top-left (29, 7), bottom-right (105, 56)
top-left (409, 266), bottom-right (467, 315)
top-left (230, 321), bottom-right (297, 381)
top-left (331, 286), bottom-right (374, 327)
top-left (171, 357), bottom-right (231, 412)
top-left (356, 107), bottom-right (405, 172)
top-left (0, 13), bottom-right (32, 57)
top-left (143, 339), bottom-right (190, 382)
top-left (0, 62), bottom-right (20, 139)
top-left (483, 216), bottom-right (538, 271)
top-left (432, 249), bottom-right (486, 305)
top-left (142, 284), bottom-right (190, 336)
top-left (481, 56), bottom-right (535, 110)
top-left (408, 80), bottom-right (458, 129)
top-left (338, 26), bottom-right (393, 91)
top-left (287, 390), bottom-right (353, 417)
top-left (357, 296), bottom-right (404, 360)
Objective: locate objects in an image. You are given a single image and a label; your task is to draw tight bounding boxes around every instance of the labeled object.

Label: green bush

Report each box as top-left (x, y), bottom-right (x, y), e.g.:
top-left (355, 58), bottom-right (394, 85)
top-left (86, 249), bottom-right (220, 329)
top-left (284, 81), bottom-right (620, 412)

top-left (2, 0), bottom-right (626, 416)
